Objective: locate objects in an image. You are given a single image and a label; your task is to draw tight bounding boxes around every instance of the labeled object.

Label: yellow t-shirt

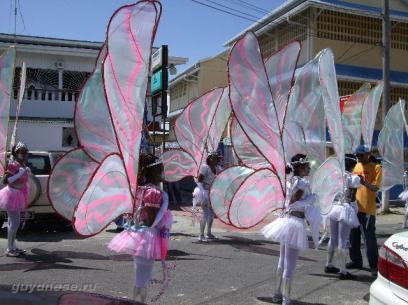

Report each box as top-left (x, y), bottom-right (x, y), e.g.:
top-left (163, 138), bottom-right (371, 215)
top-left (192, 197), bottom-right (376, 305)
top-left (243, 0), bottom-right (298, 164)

top-left (353, 162), bottom-right (382, 216)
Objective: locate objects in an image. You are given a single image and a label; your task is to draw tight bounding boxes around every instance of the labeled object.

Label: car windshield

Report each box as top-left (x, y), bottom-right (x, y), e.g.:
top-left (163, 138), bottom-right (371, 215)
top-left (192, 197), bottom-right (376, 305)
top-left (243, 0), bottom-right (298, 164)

top-left (27, 154), bottom-right (51, 175)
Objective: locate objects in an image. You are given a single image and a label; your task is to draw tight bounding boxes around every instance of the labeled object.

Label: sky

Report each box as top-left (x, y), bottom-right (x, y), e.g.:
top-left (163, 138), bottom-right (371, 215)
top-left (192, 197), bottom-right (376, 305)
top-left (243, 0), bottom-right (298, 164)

top-left (0, 0), bottom-right (284, 73)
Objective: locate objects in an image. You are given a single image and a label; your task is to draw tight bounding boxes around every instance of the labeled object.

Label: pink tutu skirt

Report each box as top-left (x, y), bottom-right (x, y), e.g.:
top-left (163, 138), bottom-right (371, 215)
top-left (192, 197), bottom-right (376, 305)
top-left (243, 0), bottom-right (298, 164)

top-left (261, 215), bottom-right (308, 251)
top-left (108, 211), bottom-right (172, 260)
top-left (0, 185), bottom-right (28, 212)
top-left (327, 202), bottom-right (359, 228)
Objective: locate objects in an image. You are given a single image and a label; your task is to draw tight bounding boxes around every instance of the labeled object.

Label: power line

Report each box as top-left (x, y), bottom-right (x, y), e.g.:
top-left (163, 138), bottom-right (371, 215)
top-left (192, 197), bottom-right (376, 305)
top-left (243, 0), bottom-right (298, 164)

top-left (205, 0), bottom-right (263, 20)
top-left (227, 0), bottom-right (270, 15)
top-left (191, 0), bottom-right (260, 22)
top-left (17, 0), bottom-right (28, 34)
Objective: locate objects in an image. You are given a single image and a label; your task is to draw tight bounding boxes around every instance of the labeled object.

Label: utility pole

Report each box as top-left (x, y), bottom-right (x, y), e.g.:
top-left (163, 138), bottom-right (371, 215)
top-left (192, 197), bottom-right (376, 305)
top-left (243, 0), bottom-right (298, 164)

top-left (381, 0), bottom-right (391, 213)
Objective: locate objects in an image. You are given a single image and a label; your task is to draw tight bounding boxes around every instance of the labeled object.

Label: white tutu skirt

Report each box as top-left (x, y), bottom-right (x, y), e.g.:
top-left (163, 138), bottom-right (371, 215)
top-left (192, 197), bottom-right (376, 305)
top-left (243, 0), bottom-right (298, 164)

top-left (261, 216), bottom-right (308, 251)
top-left (327, 202), bottom-right (359, 228)
top-left (108, 211), bottom-right (172, 260)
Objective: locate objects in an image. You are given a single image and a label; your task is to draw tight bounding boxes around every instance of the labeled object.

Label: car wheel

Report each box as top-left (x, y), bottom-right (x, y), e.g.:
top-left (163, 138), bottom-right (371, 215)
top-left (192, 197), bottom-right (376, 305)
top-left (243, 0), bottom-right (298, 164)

top-left (28, 174), bottom-right (41, 206)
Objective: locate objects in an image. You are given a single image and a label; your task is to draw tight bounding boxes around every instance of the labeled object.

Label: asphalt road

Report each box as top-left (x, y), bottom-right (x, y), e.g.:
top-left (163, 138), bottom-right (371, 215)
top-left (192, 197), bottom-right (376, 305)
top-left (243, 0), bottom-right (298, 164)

top-left (0, 216), bottom-right (404, 305)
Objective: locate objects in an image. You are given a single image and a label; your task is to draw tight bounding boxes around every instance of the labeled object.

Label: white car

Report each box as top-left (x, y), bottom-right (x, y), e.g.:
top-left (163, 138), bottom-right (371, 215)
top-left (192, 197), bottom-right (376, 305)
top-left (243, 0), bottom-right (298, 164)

top-left (0, 151), bottom-right (65, 227)
top-left (370, 231), bottom-right (408, 305)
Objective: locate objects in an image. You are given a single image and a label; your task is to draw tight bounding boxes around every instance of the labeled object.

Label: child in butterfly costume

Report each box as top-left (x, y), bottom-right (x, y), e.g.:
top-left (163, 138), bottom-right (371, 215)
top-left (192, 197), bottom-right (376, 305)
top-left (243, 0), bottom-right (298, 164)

top-left (262, 154), bottom-right (319, 305)
top-left (108, 154), bottom-right (173, 303)
top-left (0, 142), bottom-right (30, 257)
top-left (324, 155), bottom-right (361, 280)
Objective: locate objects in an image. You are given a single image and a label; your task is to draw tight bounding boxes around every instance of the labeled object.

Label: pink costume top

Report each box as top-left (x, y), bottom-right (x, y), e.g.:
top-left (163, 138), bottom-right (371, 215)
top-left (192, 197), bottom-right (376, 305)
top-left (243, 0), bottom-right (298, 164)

top-left (0, 161), bottom-right (30, 212)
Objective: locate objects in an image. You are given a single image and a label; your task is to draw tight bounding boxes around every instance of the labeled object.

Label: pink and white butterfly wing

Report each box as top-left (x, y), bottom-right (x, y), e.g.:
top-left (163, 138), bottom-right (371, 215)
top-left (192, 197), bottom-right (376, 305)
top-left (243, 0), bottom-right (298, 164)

top-left (75, 45), bottom-right (118, 161)
top-left (228, 32), bottom-right (285, 181)
top-left (378, 100), bottom-right (405, 190)
top-left (48, 149), bottom-right (98, 220)
top-left (103, 1), bottom-right (160, 195)
top-left (342, 83), bottom-right (370, 153)
top-left (162, 149), bottom-right (197, 182)
top-left (318, 49), bottom-right (345, 172)
top-left (312, 157), bottom-right (344, 215)
top-left (264, 41), bottom-right (300, 131)
top-left (210, 166), bottom-right (254, 225)
top-left (73, 154), bottom-right (133, 236)
top-left (228, 168), bottom-right (284, 229)
top-left (362, 82), bottom-right (384, 150)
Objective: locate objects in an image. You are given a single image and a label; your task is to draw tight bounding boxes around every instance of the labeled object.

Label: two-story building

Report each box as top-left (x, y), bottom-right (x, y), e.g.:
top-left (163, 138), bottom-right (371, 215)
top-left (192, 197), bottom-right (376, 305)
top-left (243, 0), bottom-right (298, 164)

top-left (0, 33), bottom-right (187, 152)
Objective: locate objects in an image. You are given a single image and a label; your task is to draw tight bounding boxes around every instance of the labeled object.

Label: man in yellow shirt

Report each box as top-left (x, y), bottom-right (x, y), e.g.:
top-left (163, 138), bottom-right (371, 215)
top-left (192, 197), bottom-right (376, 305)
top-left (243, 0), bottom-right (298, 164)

top-left (347, 145), bottom-right (382, 277)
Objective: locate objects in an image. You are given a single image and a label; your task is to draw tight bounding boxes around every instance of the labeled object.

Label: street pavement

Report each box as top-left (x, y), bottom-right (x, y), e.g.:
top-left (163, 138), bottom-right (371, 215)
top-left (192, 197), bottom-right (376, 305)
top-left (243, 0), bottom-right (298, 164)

top-left (0, 207), bottom-right (406, 305)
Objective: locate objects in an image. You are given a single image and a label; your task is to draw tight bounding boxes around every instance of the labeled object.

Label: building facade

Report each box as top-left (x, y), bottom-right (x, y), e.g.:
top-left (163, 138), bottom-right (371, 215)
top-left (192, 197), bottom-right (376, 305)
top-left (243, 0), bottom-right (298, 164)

top-left (0, 33), bottom-right (187, 152)
top-left (167, 51), bottom-right (228, 144)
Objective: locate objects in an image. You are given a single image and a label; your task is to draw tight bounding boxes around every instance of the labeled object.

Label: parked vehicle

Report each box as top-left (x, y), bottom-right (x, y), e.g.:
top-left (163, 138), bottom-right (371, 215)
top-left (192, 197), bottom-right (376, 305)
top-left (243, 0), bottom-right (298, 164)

top-left (369, 231), bottom-right (408, 305)
top-left (0, 151), bottom-right (65, 228)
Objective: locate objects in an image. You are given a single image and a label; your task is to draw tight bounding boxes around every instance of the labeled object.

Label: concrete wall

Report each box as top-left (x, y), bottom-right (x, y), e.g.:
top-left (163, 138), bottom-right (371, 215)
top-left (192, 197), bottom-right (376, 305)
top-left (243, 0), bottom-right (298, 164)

top-left (9, 120), bottom-right (75, 152)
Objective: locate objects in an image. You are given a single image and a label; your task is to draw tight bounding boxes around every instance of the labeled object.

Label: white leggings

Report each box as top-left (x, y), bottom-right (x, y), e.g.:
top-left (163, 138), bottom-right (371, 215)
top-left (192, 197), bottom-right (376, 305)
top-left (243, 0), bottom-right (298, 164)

top-left (278, 243), bottom-right (299, 279)
top-left (134, 256), bottom-right (154, 288)
top-left (328, 219), bottom-right (351, 250)
top-left (7, 211), bottom-right (21, 251)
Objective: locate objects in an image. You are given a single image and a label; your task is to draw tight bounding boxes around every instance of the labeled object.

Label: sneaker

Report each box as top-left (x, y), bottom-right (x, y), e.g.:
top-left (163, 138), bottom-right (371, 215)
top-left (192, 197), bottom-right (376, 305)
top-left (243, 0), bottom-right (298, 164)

top-left (6, 249), bottom-right (21, 257)
top-left (270, 293), bottom-right (282, 303)
top-left (14, 248), bottom-right (26, 254)
top-left (370, 268), bottom-right (378, 277)
top-left (206, 234), bottom-right (217, 240)
top-left (339, 272), bottom-right (357, 280)
top-left (198, 235), bottom-right (207, 242)
top-left (325, 265), bottom-right (340, 274)
top-left (346, 262), bottom-right (363, 269)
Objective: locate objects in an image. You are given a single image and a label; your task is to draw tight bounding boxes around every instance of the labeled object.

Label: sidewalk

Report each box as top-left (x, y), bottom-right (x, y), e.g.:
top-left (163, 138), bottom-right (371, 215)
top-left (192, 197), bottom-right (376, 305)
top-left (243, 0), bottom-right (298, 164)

top-left (170, 206), bottom-right (407, 238)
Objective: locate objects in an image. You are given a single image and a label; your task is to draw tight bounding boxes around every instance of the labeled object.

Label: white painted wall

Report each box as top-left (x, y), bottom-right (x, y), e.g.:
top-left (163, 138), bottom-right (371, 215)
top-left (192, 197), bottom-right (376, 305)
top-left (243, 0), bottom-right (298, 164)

top-left (8, 121), bottom-right (75, 152)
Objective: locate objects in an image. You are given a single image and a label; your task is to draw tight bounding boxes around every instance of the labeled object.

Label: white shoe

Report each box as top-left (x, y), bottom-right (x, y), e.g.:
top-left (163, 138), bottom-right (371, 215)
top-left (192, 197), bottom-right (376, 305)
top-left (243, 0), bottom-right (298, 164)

top-left (198, 235), bottom-right (207, 242)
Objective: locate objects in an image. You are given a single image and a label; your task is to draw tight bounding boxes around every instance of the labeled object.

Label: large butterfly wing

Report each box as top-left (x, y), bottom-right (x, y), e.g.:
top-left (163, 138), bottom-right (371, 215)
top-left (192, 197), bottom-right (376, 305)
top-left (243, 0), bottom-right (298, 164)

top-left (378, 100), bottom-right (405, 190)
top-left (206, 87), bottom-right (231, 153)
top-left (312, 157), bottom-right (344, 215)
top-left (286, 52), bottom-right (326, 166)
top-left (175, 88), bottom-right (225, 174)
top-left (230, 117), bottom-right (269, 169)
top-left (162, 149), bottom-right (197, 182)
top-left (48, 149), bottom-right (98, 220)
top-left (103, 1), bottom-right (161, 195)
top-left (0, 47), bottom-right (16, 176)
top-left (342, 83), bottom-right (370, 153)
top-left (318, 49), bottom-right (345, 172)
top-left (75, 45), bottom-right (118, 161)
top-left (73, 154), bottom-right (133, 236)
top-left (228, 168), bottom-right (284, 228)
top-left (264, 41), bottom-right (300, 131)
top-left (362, 82), bottom-right (384, 149)
top-left (209, 166), bottom-right (254, 225)
top-left (228, 32), bottom-right (285, 184)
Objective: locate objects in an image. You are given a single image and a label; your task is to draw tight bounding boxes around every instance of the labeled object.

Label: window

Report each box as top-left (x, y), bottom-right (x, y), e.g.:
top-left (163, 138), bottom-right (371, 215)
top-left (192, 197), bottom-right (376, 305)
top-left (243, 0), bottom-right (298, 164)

top-left (27, 154), bottom-right (51, 175)
top-left (62, 127), bottom-right (78, 147)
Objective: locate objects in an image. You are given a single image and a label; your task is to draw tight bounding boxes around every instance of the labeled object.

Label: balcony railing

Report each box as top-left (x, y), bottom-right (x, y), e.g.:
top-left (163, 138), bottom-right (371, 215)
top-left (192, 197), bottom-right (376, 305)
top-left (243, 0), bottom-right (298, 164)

top-left (13, 89), bottom-right (79, 102)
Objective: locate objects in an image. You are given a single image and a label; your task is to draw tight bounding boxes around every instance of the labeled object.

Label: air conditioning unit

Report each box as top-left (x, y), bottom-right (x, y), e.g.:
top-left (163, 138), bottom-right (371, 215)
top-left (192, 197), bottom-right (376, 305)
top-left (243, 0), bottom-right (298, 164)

top-left (55, 61), bottom-right (64, 69)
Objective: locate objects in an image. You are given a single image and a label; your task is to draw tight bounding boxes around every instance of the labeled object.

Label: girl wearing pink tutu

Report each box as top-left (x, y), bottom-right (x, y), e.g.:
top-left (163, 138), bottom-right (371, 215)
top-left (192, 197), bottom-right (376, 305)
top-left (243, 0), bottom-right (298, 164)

top-left (262, 154), bottom-right (319, 305)
top-left (324, 155), bottom-right (361, 280)
top-left (0, 142), bottom-right (30, 257)
top-left (108, 154), bottom-right (172, 303)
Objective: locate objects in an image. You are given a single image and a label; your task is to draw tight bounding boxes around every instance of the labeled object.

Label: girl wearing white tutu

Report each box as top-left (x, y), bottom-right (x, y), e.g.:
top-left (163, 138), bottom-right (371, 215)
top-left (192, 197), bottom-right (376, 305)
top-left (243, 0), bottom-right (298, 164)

top-left (196, 152), bottom-right (221, 242)
top-left (108, 154), bottom-right (172, 303)
top-left (324, 155), bottom-right (361, 280)
top-left (262, 154), bottom-right (318, 305)
top-left (0, 142), bottom-right (30, 257)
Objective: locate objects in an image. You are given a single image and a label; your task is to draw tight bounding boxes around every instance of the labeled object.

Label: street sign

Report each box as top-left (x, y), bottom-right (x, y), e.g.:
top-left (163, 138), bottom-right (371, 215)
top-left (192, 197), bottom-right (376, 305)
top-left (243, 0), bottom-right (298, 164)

top-left (151, 69), bottom-right (163, 94)
top-left (151, 47), bottom-right (163, 71)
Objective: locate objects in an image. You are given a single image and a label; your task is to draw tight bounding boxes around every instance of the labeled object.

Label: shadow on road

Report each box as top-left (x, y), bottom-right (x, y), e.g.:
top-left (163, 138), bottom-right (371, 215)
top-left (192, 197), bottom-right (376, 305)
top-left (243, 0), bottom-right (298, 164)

top-left (257, 297), bottom-right (326, 304)
top-left (212, 236), bottom-right (317, 262)
top-left (0, 285), bottom-right (144, 305)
